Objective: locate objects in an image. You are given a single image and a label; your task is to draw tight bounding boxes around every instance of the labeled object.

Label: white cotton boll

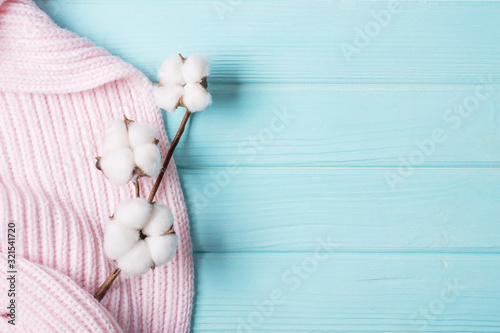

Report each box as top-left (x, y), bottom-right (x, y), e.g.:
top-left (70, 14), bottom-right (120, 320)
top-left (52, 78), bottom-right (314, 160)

top-left (128, 122), bottom-right (159, 150)
top-left (116, 240), bottom-right (153, 276)
top-left (142, 203), bottom-right (174, 237)
top-left (158, 54), bottom-right (185, 85)
top-left (102, 120), bottom-right (129, 154)
top-left (182, 83), bottom-right (212, 112)
top-left (153, 85), bottom-right (184, 113)
top-left (182, 54), bottom-right (209, 83)
top-left (133, 143), bottom-right (161, 177)
top-left (145, 234), bottom-right (178, 267)
top-left (113, 198), bottom-right (152, 230)
top-left (99, 148), bottom-right (135, 186)
top-left (104, 220), bottom-right (140, 261)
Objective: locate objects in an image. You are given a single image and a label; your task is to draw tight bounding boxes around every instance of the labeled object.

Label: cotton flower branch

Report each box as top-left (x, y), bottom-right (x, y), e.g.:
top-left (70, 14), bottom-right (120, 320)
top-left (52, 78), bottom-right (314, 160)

top-left (94, 54), bottom-right (211, 302)
top-left (149, 53), bottom-right (211, 202)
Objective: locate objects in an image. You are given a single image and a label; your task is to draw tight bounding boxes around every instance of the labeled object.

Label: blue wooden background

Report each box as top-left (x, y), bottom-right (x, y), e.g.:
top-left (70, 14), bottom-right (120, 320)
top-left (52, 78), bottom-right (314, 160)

top-left (36, 1), bottom-right (500, 331)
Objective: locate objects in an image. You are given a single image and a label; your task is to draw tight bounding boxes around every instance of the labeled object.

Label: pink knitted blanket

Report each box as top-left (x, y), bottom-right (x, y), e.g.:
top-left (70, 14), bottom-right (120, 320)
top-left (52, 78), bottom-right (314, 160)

top-left (0, 0), bottom-right (194, 331)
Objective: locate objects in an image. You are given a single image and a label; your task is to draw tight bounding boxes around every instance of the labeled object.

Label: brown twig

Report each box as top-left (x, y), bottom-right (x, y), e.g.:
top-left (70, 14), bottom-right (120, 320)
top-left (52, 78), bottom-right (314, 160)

top-left (94, 268), bottom-right (121, 301)
top-left (134, 180), bottom-right (140, 198)
top-left (94, 109), bottom-right (191, 302)
top-left (148, 109), bottom-right (191, 203)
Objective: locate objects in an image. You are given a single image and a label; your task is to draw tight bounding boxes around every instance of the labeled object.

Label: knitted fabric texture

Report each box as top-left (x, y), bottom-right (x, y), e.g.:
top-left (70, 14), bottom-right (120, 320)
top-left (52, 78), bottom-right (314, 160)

top-left (0, 0), bottom-right (194, 332)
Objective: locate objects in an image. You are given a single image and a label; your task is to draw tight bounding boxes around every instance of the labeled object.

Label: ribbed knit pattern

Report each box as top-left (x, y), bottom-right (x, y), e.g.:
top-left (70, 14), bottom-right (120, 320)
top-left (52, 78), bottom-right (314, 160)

top-left (0, 1), bottom-right (194, 332)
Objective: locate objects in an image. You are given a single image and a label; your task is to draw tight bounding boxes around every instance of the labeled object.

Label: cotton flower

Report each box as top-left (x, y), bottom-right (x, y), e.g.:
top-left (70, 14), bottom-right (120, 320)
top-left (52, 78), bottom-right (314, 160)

top-left (154, 54), bottom-right (211, 113)
top-left (104, 198), bottom-right (178, 276)
top-left (96, 117), bottom-right (161, 186)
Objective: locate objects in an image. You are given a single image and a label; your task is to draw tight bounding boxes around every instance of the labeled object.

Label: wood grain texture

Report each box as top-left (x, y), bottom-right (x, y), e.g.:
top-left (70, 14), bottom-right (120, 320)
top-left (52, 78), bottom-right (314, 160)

top-left (180, 168), bottom-right (500, 252)
top-left (193, 252), bottom-right (500, 332)
top-left (33, 0), bottom-right (500, 332)
top-left (36, 1), bottom-right (500, 84)
top-left (164, 85), bottom-right (500, 167)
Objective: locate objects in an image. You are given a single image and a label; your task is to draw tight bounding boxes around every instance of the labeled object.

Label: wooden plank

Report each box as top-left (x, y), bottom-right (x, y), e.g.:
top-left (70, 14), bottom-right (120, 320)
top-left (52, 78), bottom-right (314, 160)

top-left (36, 1), bottom-right (500, 84)
top-left (192, 252), bottom-right (500, 332)
top-left (180, 168), bottom-right (500, 252)
top-left (163, 85), bottom-right (500, 167)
